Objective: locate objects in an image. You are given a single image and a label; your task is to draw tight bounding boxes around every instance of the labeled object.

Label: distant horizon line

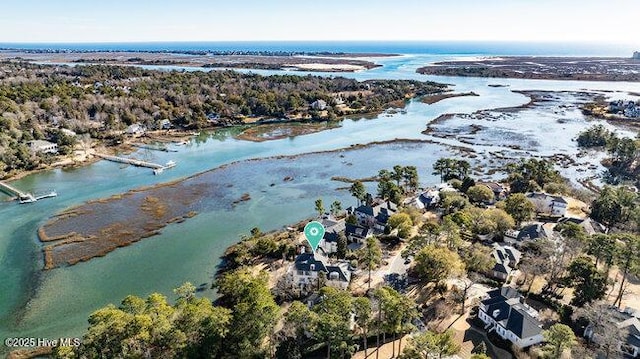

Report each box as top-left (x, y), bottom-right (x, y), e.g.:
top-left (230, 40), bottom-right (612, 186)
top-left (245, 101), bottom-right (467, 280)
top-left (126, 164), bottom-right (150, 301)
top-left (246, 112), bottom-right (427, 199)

top-left (0, 39), bottom-right (633, 45)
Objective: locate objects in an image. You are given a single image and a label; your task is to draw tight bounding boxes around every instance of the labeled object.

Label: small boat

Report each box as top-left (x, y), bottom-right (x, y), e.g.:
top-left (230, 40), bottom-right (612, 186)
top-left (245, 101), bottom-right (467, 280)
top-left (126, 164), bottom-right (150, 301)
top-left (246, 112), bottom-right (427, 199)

top-left (165, 160), bottom-right (176, 168)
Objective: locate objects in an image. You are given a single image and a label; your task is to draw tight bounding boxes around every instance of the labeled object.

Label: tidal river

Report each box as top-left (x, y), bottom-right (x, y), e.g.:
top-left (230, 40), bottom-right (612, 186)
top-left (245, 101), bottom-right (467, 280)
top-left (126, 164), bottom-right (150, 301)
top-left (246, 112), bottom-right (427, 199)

top-left (1, 54), bottom-right (639, 348)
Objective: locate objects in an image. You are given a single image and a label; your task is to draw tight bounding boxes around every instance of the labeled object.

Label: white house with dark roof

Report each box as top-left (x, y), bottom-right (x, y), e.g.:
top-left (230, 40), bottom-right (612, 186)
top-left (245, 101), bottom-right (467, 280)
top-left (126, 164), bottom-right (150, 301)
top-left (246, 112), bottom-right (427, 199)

top-left (345, 222), bottom-right (370, 244)
top-left (478, 287), bottom-right (544, 348)
top-left (418, 189), bottom-right (440, 209)
top-left (526, 192), bottom-right (568, 217)
top-left (286, 250), bottom-right (351, 293)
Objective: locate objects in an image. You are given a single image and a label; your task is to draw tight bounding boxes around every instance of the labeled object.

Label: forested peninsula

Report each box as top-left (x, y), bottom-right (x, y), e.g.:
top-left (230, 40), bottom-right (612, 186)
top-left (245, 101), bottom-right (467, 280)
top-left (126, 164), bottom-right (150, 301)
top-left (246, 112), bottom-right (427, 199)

top-left (0, 61), bottom-right (447, 179)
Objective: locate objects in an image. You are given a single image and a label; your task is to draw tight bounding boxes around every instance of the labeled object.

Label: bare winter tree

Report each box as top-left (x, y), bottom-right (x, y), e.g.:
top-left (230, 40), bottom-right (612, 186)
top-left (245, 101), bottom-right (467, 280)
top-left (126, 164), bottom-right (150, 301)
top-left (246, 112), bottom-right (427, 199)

top-left (572, 302), bottom-right (629, 359)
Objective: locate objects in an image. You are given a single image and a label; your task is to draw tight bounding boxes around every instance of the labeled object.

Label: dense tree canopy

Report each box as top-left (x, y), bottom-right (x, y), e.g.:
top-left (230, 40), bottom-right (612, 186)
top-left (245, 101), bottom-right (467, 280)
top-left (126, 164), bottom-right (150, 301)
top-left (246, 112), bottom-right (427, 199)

top-left (215, 268), bottom-right (280, 358)
top-left (54, 283), bottom-right (231, 359)
top-left (0, 61), bottom-right (446, 177)
top-left (500, 193), bottom-right (535, 225)
top-left (414, 244), bottom-right (464, 284)
top-left (506, 158), bottom-right (562, 193)
top-left (542, 323), bottom-right (576, 359)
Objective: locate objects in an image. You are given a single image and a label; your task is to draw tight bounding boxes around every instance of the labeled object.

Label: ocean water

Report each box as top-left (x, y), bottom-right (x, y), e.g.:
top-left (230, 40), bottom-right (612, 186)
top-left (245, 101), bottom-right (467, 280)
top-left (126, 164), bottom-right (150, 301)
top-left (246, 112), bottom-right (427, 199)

top-left (0, 40), bottom-right (634, 57)
top-left (1, 44), bottom-right (640, 353)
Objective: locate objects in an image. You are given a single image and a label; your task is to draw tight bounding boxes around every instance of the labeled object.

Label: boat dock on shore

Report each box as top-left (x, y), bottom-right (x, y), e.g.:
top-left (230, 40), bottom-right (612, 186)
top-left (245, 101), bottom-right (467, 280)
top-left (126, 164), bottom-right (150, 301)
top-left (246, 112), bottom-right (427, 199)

top-left (95, 153), bottom-right (177, 175)
top-left (0, 181), bottom-right (57, 204)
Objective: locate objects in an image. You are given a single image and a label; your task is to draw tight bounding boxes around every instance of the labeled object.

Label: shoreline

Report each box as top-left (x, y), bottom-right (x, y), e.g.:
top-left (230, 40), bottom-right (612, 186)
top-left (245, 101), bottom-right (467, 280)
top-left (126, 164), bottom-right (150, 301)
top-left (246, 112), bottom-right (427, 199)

top-left (0, 50), bottom-right (387, 73)
top-left (1, 94), bottom-right (430, 183)
top-left (37, 137), bottom-right (461, 270)
top-left (416, 56), bottom-right (640, 82)
top-left (421, 91), bottom-right (479, 105)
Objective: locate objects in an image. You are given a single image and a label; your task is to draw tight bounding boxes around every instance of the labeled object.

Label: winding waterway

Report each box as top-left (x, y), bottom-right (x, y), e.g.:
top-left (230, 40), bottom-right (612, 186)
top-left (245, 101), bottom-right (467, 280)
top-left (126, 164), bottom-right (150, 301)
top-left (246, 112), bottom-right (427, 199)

top-left (1, 54), bottom-right (640, 349)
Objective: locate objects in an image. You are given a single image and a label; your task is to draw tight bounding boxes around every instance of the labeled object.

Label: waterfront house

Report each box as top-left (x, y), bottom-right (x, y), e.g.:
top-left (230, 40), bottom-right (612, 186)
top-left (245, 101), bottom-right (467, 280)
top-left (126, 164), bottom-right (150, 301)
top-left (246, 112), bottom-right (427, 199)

top-left (526, 192), bottom-right (568, 217)
top-left (405, 195), bottom-right (425, 210)
top-left (206, 113), bottom-right (221, 124)
top-left (286, 250), bottom-right (351, 294)
top-left (126, 123), bottom-right (146, 135)
top-left (419, 189), bottom-right (440, 208)
top-left (319, 217), bottom-right (346, 254)
top-left (27, 140), bottom-right (58, 154)
top-left (478, 182), bottom-right (508, 201)
top-left (310, 99), bottom-right (327, 111)
top-left (159, 119), bottom-right (172, 130)
top-left (353, 198), bottom-right (398, 233)
top-left (478, 287), bottom-right (544, 349)
top-left (490, 243), bottom-right (522, 282)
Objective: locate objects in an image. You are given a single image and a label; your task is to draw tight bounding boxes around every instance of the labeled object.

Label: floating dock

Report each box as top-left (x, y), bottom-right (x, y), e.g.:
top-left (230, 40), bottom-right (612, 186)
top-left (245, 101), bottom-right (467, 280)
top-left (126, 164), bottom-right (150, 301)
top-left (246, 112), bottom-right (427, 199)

top-left (95, 153), bottom-right (176, 175)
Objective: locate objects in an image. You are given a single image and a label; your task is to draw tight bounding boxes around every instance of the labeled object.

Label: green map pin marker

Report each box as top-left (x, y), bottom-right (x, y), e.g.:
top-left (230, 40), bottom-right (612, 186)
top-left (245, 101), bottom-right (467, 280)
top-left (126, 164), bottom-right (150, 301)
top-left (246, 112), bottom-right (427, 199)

top-left (304, 221), bottom-right (325, 252)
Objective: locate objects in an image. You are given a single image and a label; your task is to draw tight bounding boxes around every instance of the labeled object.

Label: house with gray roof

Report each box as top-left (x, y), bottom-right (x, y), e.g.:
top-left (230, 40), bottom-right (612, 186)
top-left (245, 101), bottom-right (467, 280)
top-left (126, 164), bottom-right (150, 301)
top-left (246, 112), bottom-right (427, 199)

top-left (478, 182), bottom-right (508, 201)
top-left (558, 216), bottom-right (606, 236)
top-left (286, 250), bottom-right (351, 294)
top-left (478, 287), bottom-right (544, 348)
top-left (490, 243), bottom-right (522, 282)
top-left (125, 123), bottom-right (146, 135)
top-left (353, 199), bottom-right (398, 233)
top-left (319, 217), bottom-right (346, 254)
top-left (585, 306), bottom-right (640, 358)
top-left (505, 223), bottom-right (551, 244)
top-left (310, 99), bottom-right (327, 111)
top-left (526, 192), bottom-right (568, 217)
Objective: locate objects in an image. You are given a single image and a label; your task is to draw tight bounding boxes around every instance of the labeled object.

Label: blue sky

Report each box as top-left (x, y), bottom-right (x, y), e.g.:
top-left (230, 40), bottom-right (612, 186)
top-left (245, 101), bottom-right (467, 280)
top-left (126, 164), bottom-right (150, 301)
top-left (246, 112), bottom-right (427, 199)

top-left (1, 0), bottom-right (638, 43)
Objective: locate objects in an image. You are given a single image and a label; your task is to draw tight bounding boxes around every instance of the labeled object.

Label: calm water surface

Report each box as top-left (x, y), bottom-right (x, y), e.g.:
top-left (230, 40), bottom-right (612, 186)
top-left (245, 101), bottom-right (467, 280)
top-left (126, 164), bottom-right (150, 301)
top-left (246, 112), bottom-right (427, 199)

top-left (1, 54), bottom-right (640, 347)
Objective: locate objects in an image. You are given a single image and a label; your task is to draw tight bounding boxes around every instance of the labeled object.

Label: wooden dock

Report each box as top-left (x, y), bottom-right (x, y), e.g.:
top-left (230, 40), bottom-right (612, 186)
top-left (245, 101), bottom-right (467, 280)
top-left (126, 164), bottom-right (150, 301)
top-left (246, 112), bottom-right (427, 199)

top-left (0, 181), bottom-right (28, 198)
top-left (95, 153), bottom-right (176, 174)
top-left (0, 181), bottom-right (56, 203)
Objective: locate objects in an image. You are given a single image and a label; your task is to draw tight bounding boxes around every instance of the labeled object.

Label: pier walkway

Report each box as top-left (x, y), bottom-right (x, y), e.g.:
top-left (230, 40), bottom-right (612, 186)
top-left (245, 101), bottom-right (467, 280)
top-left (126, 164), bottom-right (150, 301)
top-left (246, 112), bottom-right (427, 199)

top-left (0, 181), bottom-right (37, 203)
top-left (95, 153), bottom-right (176, 174)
